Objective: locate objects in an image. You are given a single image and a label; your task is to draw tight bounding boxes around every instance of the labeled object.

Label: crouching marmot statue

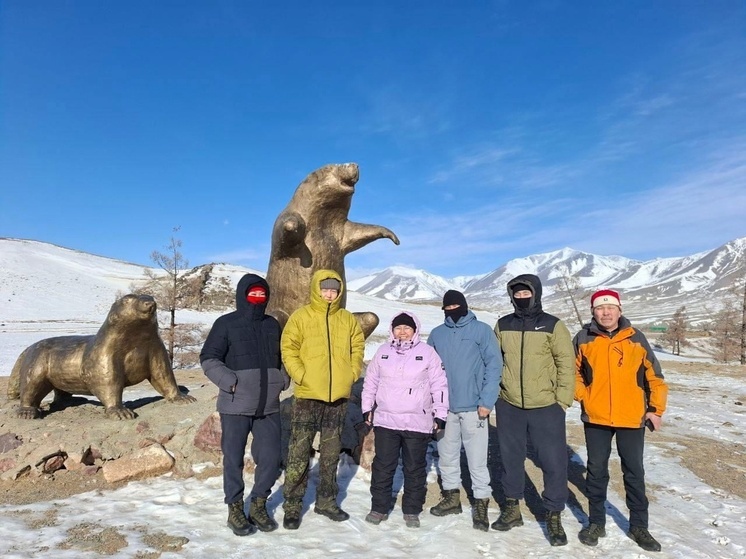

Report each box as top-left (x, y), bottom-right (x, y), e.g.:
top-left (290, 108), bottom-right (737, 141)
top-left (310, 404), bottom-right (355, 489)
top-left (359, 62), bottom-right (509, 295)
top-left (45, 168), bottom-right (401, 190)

top-left (7, 293), bottom-right (196, 419)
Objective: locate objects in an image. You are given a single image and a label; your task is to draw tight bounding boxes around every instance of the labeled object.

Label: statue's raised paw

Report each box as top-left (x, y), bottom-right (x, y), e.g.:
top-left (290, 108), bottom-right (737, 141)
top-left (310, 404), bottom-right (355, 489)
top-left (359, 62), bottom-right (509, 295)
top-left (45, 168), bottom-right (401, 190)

top-left (354, 312), bottom-right (380, 339)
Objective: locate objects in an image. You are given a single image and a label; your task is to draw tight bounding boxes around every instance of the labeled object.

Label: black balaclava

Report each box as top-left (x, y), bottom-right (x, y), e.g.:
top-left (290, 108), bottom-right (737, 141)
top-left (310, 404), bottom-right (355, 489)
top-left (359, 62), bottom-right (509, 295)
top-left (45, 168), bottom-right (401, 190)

top-left (511, 282), bottom-right (532, 310)
top-left (442, 290), bottom-right (468, 323)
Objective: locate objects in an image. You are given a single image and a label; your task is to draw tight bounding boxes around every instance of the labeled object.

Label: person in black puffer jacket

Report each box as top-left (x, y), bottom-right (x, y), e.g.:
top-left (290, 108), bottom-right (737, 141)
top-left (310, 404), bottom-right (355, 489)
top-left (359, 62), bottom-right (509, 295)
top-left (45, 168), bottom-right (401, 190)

top-left (201, 273), bottom-right (289, 536)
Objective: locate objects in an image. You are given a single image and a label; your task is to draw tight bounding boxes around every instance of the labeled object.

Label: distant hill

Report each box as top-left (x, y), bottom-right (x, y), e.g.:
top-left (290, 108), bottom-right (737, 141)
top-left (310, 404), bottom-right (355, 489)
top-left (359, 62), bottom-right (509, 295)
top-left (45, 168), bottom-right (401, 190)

top-left (2, 236), bottom-right (744, 327)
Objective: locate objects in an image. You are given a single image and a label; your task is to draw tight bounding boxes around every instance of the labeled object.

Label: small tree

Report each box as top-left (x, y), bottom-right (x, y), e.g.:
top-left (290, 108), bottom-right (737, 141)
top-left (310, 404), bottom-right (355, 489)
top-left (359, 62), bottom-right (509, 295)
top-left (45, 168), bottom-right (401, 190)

top-left (555, 266), bottom-right (586, 330)
top-left (661, 306), bottom-right (688, 355)
top-left (141, 227), bottom-right (195, 364)
top-left (710, 304), bottom-right (741, 363)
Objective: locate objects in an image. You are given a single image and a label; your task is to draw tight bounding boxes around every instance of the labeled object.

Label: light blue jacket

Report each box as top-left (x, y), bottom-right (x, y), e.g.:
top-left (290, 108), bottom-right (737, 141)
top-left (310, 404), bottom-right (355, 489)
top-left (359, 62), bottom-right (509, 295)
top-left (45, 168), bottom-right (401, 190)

top-left (427, 310), bottom-right (502, 413)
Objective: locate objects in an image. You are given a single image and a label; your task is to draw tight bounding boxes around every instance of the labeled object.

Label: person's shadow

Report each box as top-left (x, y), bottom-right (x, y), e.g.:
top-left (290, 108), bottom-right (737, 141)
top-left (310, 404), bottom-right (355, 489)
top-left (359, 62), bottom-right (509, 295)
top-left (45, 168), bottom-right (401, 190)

top-left (432, 420), bottom-right (626, 544)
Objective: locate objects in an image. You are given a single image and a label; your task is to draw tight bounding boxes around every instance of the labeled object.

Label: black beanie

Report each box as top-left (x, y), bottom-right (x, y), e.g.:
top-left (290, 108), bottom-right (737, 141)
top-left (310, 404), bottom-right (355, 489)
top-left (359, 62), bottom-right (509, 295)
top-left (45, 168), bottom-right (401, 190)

top-left (442, 290), bottom-right (467, 310)
top-left (391, 313), bottom-right (417, 332)
top-left (511, 283), bottom-right (531, 294)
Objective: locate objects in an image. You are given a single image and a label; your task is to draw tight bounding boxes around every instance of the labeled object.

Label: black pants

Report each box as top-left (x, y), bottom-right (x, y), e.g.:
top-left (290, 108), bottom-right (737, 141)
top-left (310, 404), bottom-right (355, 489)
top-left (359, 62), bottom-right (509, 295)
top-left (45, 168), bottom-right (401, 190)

top-left (496, 398), bottom-right (569, 511)
top-left (283, 398), bottom-right (348, 507)
top-left (584, 422), bottom-right (648, 528)
top-left (221, 412), bottom-right (282, 505)
top-left (370, 427), bottom-right (431, 515)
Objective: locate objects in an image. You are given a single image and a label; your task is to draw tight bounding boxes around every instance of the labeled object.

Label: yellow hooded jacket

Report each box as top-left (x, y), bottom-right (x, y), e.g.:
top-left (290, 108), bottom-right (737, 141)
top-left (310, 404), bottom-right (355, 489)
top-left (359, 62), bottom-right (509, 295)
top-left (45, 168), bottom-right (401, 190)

top-left (281, 269), bottom-right (365, 402)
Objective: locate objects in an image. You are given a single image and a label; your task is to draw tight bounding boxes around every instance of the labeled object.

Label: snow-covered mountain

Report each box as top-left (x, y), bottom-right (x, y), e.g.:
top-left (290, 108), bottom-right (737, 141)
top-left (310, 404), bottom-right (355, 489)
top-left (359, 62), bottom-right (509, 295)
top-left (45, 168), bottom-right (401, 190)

top-left (351, 238), bottom-right (746, 325)
top-left (2, 236), bottom-right (744, 328)
top-left (347, 266), bottom-right (456, 302)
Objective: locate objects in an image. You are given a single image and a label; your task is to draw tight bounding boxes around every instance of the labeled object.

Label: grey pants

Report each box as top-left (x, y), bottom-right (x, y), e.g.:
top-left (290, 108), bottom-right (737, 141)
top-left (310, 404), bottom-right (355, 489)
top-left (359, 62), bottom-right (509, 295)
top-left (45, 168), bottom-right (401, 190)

top-left (437, 410), bottom-right (491, 499)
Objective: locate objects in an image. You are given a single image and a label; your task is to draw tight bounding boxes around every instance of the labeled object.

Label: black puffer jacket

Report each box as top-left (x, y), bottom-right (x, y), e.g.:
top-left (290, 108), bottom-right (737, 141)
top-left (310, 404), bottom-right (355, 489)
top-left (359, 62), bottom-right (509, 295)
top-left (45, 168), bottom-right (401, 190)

top-left (200, 273), bottom-right (289, 416)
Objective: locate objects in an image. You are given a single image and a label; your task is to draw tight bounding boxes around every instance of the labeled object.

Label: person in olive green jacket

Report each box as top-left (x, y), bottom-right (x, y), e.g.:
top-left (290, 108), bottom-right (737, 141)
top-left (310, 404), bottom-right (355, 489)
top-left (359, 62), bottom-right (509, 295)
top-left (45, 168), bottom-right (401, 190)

top-left (280, 269), bottom-right (365, 529)
top-left (492, 274), bottom-right (575, 547)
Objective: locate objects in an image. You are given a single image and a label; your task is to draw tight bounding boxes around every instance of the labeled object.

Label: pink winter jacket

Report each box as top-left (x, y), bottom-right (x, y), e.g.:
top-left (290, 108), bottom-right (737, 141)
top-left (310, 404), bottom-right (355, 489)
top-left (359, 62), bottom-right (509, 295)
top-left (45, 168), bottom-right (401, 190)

top-left (361, 312), bottom-right (449, 434)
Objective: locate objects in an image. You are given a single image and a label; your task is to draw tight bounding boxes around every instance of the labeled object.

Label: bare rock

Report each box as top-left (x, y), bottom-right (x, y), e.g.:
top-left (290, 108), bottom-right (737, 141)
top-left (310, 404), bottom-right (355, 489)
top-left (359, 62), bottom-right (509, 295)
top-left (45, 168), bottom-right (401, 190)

top-left (193, 413), bottom-right (221, 454)
top-left (41, 453), bottom-right (67, 474)
top-left (358, 430), bottom-right (376, 472)
top-left (0, 432), bottom-right (23, 454)
top-left (102, 444), bottom-right (175, 483)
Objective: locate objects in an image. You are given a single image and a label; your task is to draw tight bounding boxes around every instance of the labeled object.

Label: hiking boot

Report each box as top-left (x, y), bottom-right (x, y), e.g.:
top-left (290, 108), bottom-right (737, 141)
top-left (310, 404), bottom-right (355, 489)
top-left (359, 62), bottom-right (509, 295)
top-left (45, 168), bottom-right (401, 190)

top-left (579, 523), bottom-right (606, 546)
top-left (403, 514), bottom-right (420, 528)
top-left (491, 498), bottom-right (523, 531)
top-left (472, 498), bottom-right (490, 532)
top-left (283, 500), bottom-right (302, 530)
top-left (628, 526), bottom-right (661, 552)
top-left (365, 510), bottom-right (389, 525)
top-left (249, 497), bottom-right (278, 532)
top-left (314, 502), bottom-right (350, 522)
top-left (227, 500), bottom-right (256, 537)
top-left (546, 510), bottom-right (568, 546)
top-left (430, 489), bottom-right (462, 517)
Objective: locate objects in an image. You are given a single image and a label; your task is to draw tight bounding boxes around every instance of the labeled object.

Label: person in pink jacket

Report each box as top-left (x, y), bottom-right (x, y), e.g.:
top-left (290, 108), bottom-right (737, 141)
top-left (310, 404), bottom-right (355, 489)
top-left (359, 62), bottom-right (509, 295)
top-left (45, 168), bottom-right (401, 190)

top-left (361, 311), bottom-right (449, 528)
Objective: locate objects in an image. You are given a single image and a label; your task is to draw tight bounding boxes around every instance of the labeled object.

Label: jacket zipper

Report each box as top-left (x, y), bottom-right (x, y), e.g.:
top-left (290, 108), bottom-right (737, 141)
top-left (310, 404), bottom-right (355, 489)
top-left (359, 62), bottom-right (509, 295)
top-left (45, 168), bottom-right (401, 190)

top-left (520, 317), bottom-right (526, 409)
top-left (327, 303), bottom-right (333, 402)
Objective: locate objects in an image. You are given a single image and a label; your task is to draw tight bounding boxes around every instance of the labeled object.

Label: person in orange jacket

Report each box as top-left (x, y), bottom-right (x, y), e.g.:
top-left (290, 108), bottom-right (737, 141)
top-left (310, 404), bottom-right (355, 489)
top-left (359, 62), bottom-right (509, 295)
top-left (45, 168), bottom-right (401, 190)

top-left (573, 289), bottom-right (668, 553)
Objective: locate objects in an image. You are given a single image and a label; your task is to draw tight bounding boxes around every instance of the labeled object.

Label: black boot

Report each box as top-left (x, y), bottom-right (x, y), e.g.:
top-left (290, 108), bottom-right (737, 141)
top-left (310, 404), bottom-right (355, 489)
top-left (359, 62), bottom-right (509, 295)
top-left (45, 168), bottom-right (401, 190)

top-left (546, 510), bottom-right (567, 546)
top-left (249, 496), bottom-right (278, 532)
top-left (283, 500), bottom-right (302, 530)
top-left (472, 498), bottom-right (490, 532)
top-left (628, 526), bottom-right (661, 552)
top-left (430, 489), bottom-right (462, 516)
top-left (227, 501), bottom-right (256, 537)
top-left (491, 498), bottom-right (523, 531)
top-left (579, 523), bottom-right (606, 546)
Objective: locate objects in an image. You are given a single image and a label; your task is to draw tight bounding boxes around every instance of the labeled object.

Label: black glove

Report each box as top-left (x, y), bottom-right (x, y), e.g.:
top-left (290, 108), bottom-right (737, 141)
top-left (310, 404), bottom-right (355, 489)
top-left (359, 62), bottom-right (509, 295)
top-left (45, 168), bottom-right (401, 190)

top-left (363, 411), bottom-right (372, 424)
top-left (433, 418), bottom-right (446, 431)
top-left (355, 421), bottom-right (372, 438)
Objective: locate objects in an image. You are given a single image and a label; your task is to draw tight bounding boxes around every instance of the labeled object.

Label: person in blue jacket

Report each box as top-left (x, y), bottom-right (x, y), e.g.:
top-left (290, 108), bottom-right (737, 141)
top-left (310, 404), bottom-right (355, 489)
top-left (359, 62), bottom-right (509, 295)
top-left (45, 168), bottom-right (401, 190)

top-left (427, 290), bottom-right (502, 531)
top-left (201, 273), bottom-right (289, 537)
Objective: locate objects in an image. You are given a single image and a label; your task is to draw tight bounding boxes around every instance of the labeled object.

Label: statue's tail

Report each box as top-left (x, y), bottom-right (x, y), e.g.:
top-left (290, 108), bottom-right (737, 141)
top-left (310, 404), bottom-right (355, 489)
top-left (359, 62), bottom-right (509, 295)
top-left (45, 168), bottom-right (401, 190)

top-left (7, 349), bottom-right (27, 400)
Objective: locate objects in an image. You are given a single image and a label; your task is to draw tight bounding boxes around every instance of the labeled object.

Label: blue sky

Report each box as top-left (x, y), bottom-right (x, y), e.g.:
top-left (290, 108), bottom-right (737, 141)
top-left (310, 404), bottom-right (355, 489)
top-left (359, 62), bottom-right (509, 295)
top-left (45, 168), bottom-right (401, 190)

top-left (2, 1), bottom-right (745, 279)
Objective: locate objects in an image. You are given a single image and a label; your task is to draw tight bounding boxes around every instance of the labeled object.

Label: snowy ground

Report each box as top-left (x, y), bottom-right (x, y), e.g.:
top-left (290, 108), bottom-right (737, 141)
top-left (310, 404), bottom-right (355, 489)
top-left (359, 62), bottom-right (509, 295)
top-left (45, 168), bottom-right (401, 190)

top-left (0, 399), bottom-right (744, 559)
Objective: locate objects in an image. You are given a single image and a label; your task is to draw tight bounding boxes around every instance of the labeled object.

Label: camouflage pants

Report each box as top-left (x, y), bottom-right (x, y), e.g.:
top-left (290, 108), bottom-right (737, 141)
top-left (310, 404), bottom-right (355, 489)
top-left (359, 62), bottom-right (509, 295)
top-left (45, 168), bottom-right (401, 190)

top-left (283, 398), bottom-right (348, 508)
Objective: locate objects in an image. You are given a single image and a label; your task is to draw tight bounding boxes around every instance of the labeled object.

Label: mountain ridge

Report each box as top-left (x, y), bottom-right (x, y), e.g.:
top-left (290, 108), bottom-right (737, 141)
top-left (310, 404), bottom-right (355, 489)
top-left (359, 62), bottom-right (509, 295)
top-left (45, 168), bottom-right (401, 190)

top-left (2, 236), bottom-right (744, 327)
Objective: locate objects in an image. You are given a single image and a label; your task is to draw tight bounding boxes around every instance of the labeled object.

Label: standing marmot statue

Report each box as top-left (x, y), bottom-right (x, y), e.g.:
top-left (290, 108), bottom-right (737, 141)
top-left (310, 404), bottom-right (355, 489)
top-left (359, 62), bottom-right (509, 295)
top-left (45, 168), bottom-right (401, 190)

top-left (7, 293), bottom-right (196, 419)
top-left (265, 162), bottom-right (399, 336)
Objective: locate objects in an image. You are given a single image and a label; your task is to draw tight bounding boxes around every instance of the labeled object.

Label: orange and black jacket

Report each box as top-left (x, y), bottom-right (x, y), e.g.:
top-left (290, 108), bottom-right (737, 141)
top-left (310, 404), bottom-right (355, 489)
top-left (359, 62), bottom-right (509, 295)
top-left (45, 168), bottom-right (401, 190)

top-left (573, 316), bottom-right (668, 428)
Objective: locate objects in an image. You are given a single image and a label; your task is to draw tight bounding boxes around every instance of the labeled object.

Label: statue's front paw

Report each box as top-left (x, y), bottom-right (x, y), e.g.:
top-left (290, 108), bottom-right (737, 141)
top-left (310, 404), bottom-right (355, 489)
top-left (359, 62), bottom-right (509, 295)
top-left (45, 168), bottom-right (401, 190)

top-left (105, 406), bottom-right (137, 420)
top-left (15, 406), bottom-right (41, 419)
top-left (169, 393), bottom-right (197, 404)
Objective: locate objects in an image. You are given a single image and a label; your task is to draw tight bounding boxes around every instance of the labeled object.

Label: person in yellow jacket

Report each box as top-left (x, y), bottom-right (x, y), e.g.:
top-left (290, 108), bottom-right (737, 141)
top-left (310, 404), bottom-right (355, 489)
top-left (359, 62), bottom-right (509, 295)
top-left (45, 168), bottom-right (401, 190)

top-left (573, 289), bottom-right (668, 553)
top-left (280, 269), bottom-right (365, 529)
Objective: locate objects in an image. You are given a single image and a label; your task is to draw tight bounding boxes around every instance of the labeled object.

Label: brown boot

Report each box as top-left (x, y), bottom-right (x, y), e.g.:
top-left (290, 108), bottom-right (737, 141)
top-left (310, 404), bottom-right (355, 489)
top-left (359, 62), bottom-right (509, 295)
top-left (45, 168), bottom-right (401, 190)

top-left (249, 497), bottom-right (278, 532)
top-left (227, 501), bottom-right (256, 536)
top-left (430, 489), bottom-right (462, 516)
